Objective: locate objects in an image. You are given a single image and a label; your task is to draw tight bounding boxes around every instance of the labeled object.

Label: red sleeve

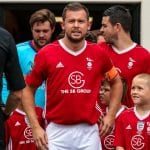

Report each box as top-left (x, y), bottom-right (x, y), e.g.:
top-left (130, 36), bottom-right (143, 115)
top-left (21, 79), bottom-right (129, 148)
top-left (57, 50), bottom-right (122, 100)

top-left (97, 42), bottom-right (110, 55)
top-left (99, 47), bottom-right (118, 80)
top-left (113, 114), bottom-right (125, 147)
top-left (35, 107), bottom-right (45, 129)
top-left (26, 50), bottom-right (47, 87)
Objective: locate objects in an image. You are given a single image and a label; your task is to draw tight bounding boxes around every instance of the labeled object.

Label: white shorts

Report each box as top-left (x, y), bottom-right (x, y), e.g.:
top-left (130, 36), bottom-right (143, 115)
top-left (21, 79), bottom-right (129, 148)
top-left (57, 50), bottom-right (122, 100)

top-left (46, 122), bottom-right (102, 150)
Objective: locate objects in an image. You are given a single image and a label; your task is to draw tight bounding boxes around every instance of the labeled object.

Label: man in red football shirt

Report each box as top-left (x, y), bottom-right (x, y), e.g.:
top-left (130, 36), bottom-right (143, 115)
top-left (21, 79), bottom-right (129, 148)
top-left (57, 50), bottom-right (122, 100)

top-left (21, 2), bottom-right (123, 150)
top-left (114, 73), bottom-right (150, 150)
top-left (99, 5), bottom-right (150, 108)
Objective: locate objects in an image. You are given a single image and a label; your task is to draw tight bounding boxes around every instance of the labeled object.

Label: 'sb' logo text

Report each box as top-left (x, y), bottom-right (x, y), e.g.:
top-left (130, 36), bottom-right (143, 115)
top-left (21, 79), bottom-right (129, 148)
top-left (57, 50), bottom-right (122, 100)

top-left (68, 71), bottom-right (85, 89)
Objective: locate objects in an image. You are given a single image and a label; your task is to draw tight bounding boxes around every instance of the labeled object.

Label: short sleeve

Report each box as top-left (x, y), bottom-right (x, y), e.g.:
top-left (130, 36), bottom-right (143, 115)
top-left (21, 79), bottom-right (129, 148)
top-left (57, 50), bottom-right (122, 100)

top-left (113, 114), bottom-right (125, 147)
top-left (26, 50), bottom-right (47, 87)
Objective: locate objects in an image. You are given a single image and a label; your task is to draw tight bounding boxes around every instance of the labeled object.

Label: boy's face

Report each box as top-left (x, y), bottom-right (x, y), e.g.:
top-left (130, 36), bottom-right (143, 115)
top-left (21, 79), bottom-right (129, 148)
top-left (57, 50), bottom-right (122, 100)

top-left (99, 83), bottom-right (111, 106)
top-left (131, 77), bottom-right (150, 106)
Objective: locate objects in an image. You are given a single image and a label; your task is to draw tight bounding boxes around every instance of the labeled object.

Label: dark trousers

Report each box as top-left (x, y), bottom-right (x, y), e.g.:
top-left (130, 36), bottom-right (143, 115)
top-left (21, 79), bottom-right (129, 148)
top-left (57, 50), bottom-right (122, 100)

top-left (0, 108), bottom-right (6, 150)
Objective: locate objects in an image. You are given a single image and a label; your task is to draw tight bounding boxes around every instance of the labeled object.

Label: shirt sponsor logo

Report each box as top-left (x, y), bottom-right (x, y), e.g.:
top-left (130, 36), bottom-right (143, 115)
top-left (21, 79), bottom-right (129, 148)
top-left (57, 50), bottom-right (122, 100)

top-left (24, 126), bottom-right (33, 140)
top-left (60, 71), bottom-right (91, 94)
top-left (104, 135), bottom-right (115, 150)
top-left (131, 135), bottom-right (145, 150)
top-left (68, 71), bottom-right (85, 89)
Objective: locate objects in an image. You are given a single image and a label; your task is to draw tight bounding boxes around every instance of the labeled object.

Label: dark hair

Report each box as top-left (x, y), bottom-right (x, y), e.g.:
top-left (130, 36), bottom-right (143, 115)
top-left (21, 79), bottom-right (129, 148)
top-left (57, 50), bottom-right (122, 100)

top-left (62, 2), bottom-right (89, 21)
top-left (121, 77), bottom-right (128, 102)
top-left (101, 77), bottom-right (128, 102)
top-left (85, 31), bottom-right (97, 43)
top-left (103, 5), bottom-right (132, 32)
top-left (29, 9), bottom-right (56, 30)
top-left (56, 30), bottom-right (65, 40)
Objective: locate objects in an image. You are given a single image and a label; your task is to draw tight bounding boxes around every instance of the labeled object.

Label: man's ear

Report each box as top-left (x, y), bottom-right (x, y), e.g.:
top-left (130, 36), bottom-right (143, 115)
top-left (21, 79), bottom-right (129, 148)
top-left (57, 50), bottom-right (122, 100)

top-left (51, 27), bottom-right (55, 34)
top-left (115, 23), bottom-right (122, 32)
top-left (60, 21), bottom-right (64, 30)
top-left (88, 21), bottom-right (92, 31)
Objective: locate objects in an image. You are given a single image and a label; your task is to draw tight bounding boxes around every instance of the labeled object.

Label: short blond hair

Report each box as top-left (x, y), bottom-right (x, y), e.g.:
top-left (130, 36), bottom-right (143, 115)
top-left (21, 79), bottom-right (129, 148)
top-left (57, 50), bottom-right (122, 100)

top-left (133, 73), bottom-right (150, 87)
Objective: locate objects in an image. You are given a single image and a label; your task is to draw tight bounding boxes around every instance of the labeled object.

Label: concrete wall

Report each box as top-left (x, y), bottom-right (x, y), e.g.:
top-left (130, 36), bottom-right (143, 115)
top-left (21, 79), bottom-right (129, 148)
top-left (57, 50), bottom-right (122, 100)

top-left (141, 0), bottom-right (150, 50)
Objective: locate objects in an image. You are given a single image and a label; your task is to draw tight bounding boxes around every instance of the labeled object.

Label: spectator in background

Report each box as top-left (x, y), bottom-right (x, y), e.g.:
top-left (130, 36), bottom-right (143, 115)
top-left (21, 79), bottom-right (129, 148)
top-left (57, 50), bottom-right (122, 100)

top-left (2, 9), bottom-right (56, 109)
top-left (21, 2), bottom-right (123, 150)
top-left (99, 5), bottom-right (150, 107)
top-left (56, 30), bottom-right (65, 40)
top-left (0, 27), bottom-right (25, 149)
top-left (85, 30), bottom-right (97, 43)
top-left (96, 31), bottom-right (105, 44)
top-left (114, 73), bottom-right (150, 150)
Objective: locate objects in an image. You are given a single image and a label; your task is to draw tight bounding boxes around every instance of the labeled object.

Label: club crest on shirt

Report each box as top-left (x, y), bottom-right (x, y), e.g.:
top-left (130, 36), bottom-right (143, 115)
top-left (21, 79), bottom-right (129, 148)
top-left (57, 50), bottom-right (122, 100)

top-left (137, 121), bottom-right (144, 134)
top-left (128, 57), bottom-right (136, 69)
top-left (86, 57), bottom-right (93, 70)
top-left (24, 116), bottom-right (30, 126)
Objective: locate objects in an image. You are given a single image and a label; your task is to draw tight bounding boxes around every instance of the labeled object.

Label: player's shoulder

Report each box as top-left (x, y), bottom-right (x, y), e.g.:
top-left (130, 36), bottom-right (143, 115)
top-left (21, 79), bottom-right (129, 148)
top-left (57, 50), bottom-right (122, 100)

top-left (87, 41), bottom-right (109, 55)
top-left (5, 109), bottom-right (23, 123)
top-left (38, 40), bottom-right (59, 54)
top-left (87, 41), bottom-right (101, 49)
top-left (17, 41), bottom-right (30, 47)
top-left (118, 107), bottom-right (134, 118)
top-left (43, 40), bottom-right (59, 49)
top-left (135, 44), bottom-right (150, 54)
top-left (17, 41), bottom-right (32, 52)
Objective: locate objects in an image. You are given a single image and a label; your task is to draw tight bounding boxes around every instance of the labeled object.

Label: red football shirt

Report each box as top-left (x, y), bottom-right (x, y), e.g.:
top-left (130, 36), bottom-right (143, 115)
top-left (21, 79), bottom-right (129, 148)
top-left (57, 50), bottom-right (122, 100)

top-left (26, 40), bottom-right (117, 125)
top-left (5, 107), bottom-right (44, 150)
top-left (100, 105), bottom-right (127, 150)
top-left (114, 107), bottom-right (150, 150)
top-left (99, 42), bottom-right (150, 107)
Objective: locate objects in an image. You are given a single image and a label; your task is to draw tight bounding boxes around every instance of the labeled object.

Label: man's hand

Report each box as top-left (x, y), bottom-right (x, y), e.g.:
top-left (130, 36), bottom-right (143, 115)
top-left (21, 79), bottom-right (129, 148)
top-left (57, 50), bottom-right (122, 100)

top-left (99, 114), bottom-right (114, 137)
top-left (32, 125), bottom-right (48, 150)
top-left (1, 106), bottom-right (10, 120)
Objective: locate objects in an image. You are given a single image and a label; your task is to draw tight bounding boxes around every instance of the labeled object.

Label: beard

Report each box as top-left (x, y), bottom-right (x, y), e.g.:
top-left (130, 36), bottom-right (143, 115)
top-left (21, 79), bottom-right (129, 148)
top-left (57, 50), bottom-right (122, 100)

top-left (33, 38), bottom-right (51, 49)
top-left (65, 32), bottom-right (86, 43)
top-left (105, 33), bottom-right (118, 45)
